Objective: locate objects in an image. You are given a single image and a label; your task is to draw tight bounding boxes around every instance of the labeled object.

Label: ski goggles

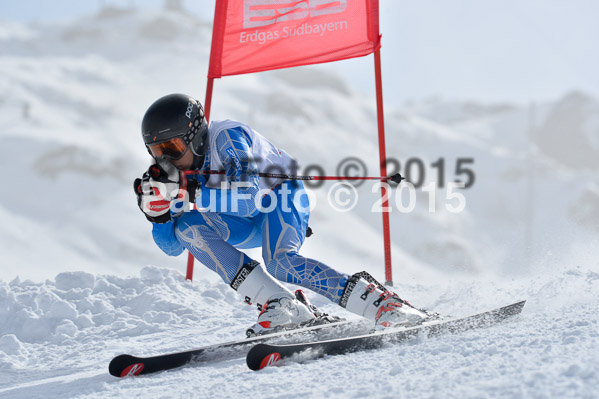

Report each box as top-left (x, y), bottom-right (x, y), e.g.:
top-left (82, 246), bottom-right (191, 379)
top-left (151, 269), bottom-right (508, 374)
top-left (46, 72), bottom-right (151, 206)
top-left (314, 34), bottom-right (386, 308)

top-left (147, 137), bottom-right (189, 160)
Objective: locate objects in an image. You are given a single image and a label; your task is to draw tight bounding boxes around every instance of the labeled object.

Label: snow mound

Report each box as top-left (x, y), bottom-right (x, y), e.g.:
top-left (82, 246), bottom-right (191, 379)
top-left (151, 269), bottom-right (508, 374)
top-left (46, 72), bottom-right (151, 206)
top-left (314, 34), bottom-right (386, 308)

top-left (0, 266), bottom-right (253, 370)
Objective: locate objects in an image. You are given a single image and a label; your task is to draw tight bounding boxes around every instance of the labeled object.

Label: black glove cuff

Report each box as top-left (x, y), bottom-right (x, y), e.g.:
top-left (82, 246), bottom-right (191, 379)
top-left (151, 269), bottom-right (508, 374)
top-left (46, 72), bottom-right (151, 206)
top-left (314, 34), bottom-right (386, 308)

top-left (145, 212), bottom-right (172, 224)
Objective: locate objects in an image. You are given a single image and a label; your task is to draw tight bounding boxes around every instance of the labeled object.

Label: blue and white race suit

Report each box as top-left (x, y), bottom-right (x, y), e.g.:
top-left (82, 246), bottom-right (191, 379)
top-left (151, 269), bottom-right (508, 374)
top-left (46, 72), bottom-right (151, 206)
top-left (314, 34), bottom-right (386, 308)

top-left (151, 120), bottom-right (348, 302)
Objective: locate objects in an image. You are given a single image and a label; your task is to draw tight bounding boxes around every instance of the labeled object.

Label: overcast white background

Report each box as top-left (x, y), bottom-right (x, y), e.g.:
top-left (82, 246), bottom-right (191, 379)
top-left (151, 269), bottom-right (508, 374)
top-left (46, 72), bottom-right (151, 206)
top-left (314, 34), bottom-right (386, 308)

top-left (1, 0), bottom-right (597, 105)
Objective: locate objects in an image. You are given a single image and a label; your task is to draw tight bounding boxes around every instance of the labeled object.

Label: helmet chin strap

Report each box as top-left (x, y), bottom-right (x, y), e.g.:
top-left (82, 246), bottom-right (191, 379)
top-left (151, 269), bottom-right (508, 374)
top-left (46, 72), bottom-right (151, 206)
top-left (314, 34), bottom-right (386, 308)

top-left (191, 153), bottom-right (205, 171)
top-left (189, 126), bottom-right (208, 170)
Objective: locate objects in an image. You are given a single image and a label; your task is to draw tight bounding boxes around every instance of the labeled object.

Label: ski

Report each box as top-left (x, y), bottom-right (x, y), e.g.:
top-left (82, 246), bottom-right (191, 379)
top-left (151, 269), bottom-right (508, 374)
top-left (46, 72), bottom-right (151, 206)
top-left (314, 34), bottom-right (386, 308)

top-left (108, 318), bottom-right (369, 377)
top-left (246, 300), bottom-right (526, 370)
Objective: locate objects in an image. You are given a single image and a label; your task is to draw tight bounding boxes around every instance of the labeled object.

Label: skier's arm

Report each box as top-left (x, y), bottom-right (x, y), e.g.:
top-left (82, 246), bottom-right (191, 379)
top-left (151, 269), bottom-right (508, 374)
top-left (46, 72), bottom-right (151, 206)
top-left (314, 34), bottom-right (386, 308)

top-left (196, 127), bottom-right (261, 217)
top-left (151, 221), bottom-right (185, 256)
top-left (134, 163), bottom-right (186, 257)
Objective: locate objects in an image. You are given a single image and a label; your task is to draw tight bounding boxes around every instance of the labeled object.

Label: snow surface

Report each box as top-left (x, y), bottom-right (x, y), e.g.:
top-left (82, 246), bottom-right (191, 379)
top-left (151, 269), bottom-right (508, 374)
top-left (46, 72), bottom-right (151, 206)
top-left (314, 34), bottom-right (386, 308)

top-left (1, 5), bottom-right (598, 399)
top-left (1, 263), bottom-right (598, 398)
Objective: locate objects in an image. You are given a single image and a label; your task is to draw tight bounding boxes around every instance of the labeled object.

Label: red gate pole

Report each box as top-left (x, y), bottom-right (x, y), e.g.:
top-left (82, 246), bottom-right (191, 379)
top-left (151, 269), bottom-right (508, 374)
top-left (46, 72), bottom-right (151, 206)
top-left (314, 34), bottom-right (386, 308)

top-left (185, 77), bottom-right (215, 281)
top-left (204, 78), bottom-right (215, 122)
top-left (374, 49), bottom-right (393, 286)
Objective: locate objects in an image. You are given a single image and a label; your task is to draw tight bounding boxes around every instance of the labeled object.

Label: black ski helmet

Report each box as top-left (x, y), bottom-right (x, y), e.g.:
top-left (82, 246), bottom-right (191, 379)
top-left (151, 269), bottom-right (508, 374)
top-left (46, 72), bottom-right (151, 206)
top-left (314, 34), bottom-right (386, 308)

top-left (141, 93), bottom-right (208, 158)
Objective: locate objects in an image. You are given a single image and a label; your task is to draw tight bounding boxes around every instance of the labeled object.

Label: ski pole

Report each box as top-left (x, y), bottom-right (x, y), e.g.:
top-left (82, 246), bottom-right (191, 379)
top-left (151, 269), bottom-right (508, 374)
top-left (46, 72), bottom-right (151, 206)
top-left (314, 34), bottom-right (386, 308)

top-left (183, 170), bottom-right (405, 183)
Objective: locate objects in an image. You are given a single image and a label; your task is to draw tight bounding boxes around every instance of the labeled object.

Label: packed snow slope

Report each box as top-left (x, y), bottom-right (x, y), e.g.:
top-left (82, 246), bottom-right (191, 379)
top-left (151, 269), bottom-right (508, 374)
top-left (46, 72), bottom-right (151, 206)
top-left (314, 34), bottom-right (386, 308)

top-left (0, 264), bottom-right (597, 398)
top-left (0, 5), bottom-right (598, 399)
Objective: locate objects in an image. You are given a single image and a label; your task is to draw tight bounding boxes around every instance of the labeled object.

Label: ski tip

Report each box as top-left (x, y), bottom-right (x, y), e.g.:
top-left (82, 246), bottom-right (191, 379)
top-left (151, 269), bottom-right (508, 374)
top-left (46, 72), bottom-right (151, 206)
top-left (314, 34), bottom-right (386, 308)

top-left (495, 300), bottom-right (526, 319)
top-left (109, 354), bottom-right (145, 378)
top-left (258, 352), bottom-right (282, 370)
top-left (513, 300), bottom-right (527, 311)
top-left (246, 344), bottom-right (282, 371)
top-left (120, 362), bottom-right (145, 377)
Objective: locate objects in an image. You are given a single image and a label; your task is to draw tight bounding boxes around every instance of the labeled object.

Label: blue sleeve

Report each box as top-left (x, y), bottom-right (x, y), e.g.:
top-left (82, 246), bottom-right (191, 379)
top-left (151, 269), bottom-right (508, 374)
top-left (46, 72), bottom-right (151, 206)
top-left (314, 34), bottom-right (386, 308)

top-left (151, 220), bottom-right (185, 256)
top-left (197, 127), bottom-right (261, 217)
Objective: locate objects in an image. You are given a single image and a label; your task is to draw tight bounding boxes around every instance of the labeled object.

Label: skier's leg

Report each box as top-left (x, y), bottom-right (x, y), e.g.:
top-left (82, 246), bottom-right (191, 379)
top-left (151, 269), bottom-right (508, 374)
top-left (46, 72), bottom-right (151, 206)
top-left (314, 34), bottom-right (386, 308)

top-left (262, 181), bottom-right (350, 302)
top-left (174, 210), bottom-right (259, 283)
top-left (174, 210), bottom-right (316, 331)
top-left (262, 181), bottom-right (431, 328)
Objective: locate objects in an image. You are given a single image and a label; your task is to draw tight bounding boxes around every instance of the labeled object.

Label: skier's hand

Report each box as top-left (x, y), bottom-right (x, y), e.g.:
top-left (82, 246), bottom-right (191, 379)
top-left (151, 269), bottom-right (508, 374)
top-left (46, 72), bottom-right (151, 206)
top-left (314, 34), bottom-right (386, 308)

top-left (149, 158), bottom-right (199, 206)
top-left (134, 173), bottom-right (172, 224)
top-left (134, 159), bottom-right (197, 222)
top-left (147, 158), bottom-right (186, 198)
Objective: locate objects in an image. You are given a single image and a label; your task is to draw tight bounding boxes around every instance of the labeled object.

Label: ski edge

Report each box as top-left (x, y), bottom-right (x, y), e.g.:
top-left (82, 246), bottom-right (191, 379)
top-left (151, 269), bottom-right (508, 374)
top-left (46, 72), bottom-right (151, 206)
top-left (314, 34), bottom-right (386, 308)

top-left (108, 317), bottom-right (366, 377)
top-left (247, 300), bottom-right (526, 371)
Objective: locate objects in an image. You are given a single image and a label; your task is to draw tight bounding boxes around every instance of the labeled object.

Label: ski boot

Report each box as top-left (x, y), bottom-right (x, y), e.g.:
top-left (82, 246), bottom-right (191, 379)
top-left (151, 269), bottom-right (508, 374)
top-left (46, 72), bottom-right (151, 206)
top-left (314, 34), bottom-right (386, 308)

top-left (230, 261), bottom-right (333, 337)
top-left (339, 271), bottom-right (438, 329)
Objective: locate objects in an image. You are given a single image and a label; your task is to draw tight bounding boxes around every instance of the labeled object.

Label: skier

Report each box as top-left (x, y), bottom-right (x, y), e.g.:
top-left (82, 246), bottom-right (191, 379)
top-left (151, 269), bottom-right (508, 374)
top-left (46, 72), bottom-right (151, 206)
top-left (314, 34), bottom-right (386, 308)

top-left (134, 93), bottom-right (431, 335)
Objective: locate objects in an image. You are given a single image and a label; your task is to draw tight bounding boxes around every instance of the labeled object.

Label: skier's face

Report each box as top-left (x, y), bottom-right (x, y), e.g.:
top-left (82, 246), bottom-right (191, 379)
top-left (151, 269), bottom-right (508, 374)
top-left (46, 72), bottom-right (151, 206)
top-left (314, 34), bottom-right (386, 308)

top-left (170, 147), bottom-right (194, 170)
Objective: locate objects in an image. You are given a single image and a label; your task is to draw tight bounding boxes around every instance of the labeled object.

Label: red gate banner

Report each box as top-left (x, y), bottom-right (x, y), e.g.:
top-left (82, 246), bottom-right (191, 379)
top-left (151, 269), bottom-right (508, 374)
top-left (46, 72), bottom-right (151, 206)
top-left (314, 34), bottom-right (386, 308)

top-left (208, 0), bottom-right (381, 77)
